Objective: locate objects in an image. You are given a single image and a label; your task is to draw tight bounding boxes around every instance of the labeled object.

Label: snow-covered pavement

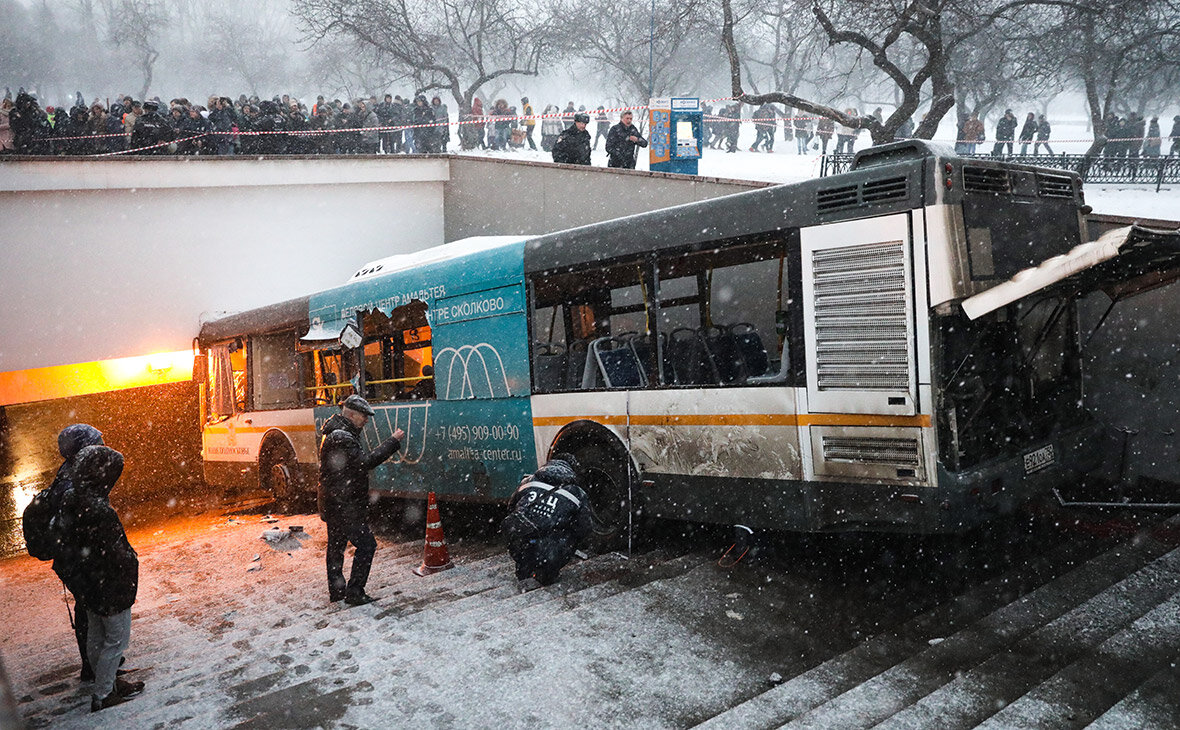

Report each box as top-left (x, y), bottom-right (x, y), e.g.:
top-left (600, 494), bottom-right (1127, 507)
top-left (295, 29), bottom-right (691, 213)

top-left (4, 495), bottom-right (1180, 728)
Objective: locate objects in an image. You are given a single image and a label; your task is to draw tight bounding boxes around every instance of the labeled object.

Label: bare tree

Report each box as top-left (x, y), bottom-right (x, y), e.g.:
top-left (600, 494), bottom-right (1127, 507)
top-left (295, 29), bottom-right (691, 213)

top-left (722, 0), bottom-right (1035, 145)
top-left (110, 0), bottom-right (171, 100)
top-left (554, 0), bottom-right (721, 103)
top-left (292, 0), bottom-right (554, 149)
top-left (1020, 0), bottom-right (1180, 156)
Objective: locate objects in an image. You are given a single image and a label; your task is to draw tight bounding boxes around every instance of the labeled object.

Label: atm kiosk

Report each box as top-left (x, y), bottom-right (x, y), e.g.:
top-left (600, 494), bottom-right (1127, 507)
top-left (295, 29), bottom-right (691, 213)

top-left (649, 97), bottom-right (703, 175)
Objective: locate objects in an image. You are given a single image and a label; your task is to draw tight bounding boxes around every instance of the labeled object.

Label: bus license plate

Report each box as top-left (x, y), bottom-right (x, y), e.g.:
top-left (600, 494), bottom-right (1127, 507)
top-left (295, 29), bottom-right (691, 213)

top-left (1023, 445), bottom-right (1055, 474)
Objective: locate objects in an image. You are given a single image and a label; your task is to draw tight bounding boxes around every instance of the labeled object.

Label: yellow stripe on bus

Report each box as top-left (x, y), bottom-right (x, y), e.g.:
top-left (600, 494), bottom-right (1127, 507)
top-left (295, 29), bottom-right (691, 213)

top-left (531, 414), bottom-right (932, 428)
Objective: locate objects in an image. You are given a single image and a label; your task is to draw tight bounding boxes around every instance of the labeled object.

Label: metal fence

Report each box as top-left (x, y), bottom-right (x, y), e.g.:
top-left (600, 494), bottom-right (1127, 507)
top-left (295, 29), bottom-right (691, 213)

top-left (820, 152), bottom-right (1180, 191)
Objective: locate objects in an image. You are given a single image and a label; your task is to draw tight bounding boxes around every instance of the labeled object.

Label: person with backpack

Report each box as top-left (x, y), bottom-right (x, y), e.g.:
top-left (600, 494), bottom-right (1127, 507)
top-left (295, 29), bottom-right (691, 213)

top-left (55, 444), bottom-right (144, 712)
top-left (22, 424), bottom-right (105, 681)
top-left (501, 456), bottom-right (592, 590)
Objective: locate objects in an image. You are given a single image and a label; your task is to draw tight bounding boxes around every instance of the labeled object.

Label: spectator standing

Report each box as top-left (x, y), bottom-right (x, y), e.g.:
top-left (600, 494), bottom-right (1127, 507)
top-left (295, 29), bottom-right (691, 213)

top-left (592, 106), bottom-right (610, 151)
top-left (835, 110), bottom-right (858, 153)
top-left (605, 110), bottom-right (648, 168)
top-left (1143, 116), bottom-right (1162, 157)
top-left (962, 112), bottom-right (985, 154)
top-left (56, 445), bottom-right (145, 712)
top-left (318, 396), bottom-right (403, 606)
top-left (794, 113), bottom-right (812, 154)
top-left (1034, 114), bottom-right (1053, 155)
top-left (540, 104), bottom-right (562, 152)
top-left (1169, 115), bottom-right (1180, 156)
top-left (552, 112), bottom-right (591, 165)
top-left (431, 96), bottom-right (450, 151)
top-left (411, 95), bottom-right (435, 153)
top-left (992, 108), bottom-right (1017, 156)
top-left (130, 100), bottom-right (172, 153)
top-left (492, 98), bottom-right (511, 151)
top-left (1019, 112), bottom-right (1037, 155)
top-left (520, 97), bottom-right (537, 151)
top-left (356, 100), bottom-right (379, 154)
top-left (724, 103), bottom-right (741, 153)
top-left (469, 96), bottom-right (485, 149)
top-left (209, 97), bottom-right (235, 155)
top-left (815, 116), bottom-right (835, 154)
top-left (896, 116), bottom-right (914, 140)
top-left (0, 97), bottom-right (12, 152)
top-left (502, 457), bottom-right (592, 589)
top-left (376, 94), bottom-right (395, 153)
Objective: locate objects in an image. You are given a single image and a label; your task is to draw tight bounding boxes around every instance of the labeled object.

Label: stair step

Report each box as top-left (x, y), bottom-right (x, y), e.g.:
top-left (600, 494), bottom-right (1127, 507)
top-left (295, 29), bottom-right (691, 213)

top-left (976, 587), bottom-right (1180, 729)
top-left (1087, 655), bottom-right (1180, 729)
top-left (693, 522), bottom-right (1133, 729)
top-left (870, 546), bottom-right (1180, 730)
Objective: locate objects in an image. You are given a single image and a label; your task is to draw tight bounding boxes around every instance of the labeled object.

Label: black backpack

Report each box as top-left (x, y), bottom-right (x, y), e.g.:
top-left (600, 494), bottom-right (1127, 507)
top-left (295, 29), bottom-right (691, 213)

top-left (22, 486), bottom-right (62, 561)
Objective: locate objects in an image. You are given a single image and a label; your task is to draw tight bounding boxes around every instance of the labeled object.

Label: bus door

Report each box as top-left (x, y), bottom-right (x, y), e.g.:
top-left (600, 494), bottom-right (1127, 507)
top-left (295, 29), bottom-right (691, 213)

top-left (799, 213), bottom-right (930, 484)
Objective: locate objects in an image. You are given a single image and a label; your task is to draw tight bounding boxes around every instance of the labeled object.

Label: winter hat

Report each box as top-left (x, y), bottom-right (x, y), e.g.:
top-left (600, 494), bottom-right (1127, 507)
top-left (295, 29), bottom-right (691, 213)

top-left (58, 424), bottom-right (104, 461)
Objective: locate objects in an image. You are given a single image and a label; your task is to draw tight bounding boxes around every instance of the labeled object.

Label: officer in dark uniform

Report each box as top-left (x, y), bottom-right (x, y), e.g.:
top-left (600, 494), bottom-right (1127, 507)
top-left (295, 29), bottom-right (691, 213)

top-left (502, 457), bottom-right (592, 589)
top-left (129, 100), bottom-right (173, 154)
top-left (318, 395), bottom-right (403, 605)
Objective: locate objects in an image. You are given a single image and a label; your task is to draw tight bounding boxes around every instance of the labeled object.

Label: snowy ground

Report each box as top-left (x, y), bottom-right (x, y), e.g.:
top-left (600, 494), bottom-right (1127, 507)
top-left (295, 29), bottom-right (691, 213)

top-left (450, 124), bottom-right (1179, 221)
top-left (3, 491), bottom-right (1179, 729)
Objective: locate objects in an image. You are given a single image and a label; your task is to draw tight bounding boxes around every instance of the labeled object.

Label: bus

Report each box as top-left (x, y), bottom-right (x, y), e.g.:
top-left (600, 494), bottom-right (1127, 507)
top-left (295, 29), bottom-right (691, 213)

top-left (196, 140), bottom-right (1180, 546)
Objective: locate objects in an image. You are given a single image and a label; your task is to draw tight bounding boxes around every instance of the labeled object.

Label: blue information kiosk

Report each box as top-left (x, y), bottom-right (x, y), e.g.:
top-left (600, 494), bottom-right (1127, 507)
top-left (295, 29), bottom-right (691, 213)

top-left (649, 97), bottom-right (703, 175)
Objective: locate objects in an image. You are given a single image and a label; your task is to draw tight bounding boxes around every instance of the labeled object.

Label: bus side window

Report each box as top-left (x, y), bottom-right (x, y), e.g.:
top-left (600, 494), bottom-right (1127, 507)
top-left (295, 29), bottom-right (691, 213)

top-left (252, 331), bottom-right (302, 410)
top-left (358, 302), bottom-right (433, 402)
top-left (302, 348), bottom-right (348, 406)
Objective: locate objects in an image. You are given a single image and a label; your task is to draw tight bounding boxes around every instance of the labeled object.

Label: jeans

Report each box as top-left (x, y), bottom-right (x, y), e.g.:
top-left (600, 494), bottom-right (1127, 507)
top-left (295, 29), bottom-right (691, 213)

top-left (404, 129), bottom-right (415, 153)
top-left (86, 608), bottom-right (131, 699)
top-left (326, 519), bottom-right (377, 600)
top-left (526, 126), bottom-right (536, 150)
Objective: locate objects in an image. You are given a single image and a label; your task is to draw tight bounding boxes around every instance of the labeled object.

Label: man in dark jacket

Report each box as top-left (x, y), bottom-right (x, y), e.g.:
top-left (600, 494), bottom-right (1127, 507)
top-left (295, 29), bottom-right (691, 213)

top-left (319, 395), bottom-right (403, 605)
top-left (1019, 112), bottom-right (1037, 155)
top-left (40, 424), bottom-right (105, 681)
top-left (502, 457), bottom-right (592, 589)
top-left (992, 108), bottom-right (1017, 157)
top-left (57, 445), bottom-right (144, 712)
top-left (605, 110), bottom-right (648, 168)
top-left (209, 97), bottom-right (236, 155)
top-left (130, 99), bottom-right (173, 154)
top-left (552, 112), bottom-right (592, 165)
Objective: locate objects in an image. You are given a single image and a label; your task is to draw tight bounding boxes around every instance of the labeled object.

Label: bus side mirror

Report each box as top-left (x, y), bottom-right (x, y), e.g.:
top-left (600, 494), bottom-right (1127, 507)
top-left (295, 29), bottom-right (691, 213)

top-left (192, 353), bottom-right (208, 384)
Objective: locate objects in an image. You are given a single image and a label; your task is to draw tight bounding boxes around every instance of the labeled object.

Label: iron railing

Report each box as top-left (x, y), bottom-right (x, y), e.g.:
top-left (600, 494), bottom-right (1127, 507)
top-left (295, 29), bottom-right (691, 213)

top-left (820, 152), bottom-right (1180, 191)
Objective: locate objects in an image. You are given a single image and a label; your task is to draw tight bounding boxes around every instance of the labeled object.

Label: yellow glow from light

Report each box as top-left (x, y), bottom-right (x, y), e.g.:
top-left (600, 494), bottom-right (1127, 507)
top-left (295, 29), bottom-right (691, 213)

top-left (0, 349), bottom-right (195, 406)
top-left (11, 482), bottom-right (39, 519)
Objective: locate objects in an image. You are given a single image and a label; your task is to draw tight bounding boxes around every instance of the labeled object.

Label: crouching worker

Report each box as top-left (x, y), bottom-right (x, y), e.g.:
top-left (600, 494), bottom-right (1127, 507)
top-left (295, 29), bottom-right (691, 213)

top-left (319, 395), bottom-right (404, 606)
top-left (56, 445), bottom-right (144, 712)
top-left (502, 458), bottom-right (592, 590)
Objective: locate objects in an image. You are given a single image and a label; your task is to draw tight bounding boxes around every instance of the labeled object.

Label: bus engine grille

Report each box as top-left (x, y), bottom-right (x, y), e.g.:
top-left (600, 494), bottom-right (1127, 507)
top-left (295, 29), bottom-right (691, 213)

top-left (811, 241), bottom-right (910, 392)
top-left (822, 436), bottom-right (921, 467)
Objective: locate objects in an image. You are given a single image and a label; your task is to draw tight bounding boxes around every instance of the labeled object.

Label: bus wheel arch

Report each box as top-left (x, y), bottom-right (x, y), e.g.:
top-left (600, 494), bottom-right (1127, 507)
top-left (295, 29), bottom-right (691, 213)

top-left (259, 430), bottom-right (301, 508)
top-left (549, 421), bottom-right (640, 554)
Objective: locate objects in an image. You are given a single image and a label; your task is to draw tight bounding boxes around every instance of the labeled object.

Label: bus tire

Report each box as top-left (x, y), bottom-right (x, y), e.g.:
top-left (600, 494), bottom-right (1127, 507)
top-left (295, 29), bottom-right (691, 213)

top-left (260, 440), bottom-right (300, 510)
top-left (570, 441), bottom-right (637, 554)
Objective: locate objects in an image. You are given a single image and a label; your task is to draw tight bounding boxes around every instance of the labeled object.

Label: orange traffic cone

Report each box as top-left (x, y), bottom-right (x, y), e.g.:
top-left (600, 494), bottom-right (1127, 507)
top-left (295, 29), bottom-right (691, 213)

top-left (413, 492), bottom-right (454, 576)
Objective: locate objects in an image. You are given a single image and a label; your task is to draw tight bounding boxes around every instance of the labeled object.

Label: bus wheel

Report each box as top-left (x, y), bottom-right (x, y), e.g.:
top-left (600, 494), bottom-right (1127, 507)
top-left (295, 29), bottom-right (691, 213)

top-left (573, 442), bottom-right (635, 554)
top-left (261, 443), bottom-right (300, 510)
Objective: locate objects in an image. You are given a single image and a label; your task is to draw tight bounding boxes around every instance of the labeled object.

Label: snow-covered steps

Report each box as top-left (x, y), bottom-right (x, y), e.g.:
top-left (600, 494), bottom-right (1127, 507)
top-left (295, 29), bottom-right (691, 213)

top-left (695, 515), bottom-right (1180, 729)
top-left (1088, 654), bottom-right (1180, 729)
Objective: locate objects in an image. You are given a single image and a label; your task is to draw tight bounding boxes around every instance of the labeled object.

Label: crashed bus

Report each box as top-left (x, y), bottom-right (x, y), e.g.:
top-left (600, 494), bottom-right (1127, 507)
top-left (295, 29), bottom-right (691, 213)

top-left (196, 141), bottom-right (1180, 546)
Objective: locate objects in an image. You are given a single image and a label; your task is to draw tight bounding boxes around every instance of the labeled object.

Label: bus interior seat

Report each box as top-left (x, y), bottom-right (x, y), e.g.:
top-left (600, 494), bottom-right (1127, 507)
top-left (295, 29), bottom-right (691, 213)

top-left (533, 341), bottom-right (567, 393)
top-left (731, 323), bottom-right (770, 378)
top-left (669, 328), bottom-right (719, 385)
top-left (703, 325), bottom-right (746, 384)
top-left (566, 339), bottom-right (590, 390)
top-left (749, 339), bottom-right (791, 384)
top-left (627, 332), bottom-right (674, 385)
top-left (590, 337), bottom-right (647, 389)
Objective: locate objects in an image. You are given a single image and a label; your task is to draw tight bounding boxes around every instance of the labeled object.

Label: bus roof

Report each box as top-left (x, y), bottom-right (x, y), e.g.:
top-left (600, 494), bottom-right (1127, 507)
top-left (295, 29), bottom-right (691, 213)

top-left (346, 236), bottom-right (529, 284)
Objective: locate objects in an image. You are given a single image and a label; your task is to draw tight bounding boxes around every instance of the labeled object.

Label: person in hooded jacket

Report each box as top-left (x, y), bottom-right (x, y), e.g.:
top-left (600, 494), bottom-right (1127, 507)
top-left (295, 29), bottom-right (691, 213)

top-left (56, 445), bottom-right (144, 712)
top-left (605, 110), bottom-right (648, 168)
top-left (552, 112), bottom-right (592, 165)
top-left (411, 95), bottom-right (436, 153)
top-left (431, 96), bottom-right (450, 151)
top-left (38, 424), bottom-right (105, 681)
top-left (1019, 112), bottom-right (1037, 155)
top-left (502, 457), bottom-right (592, 589)
top-left (318, 395), bottom-right (403, 605)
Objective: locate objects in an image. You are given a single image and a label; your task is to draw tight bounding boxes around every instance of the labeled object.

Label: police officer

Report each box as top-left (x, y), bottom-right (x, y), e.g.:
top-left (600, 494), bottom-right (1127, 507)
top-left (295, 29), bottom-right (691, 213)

top-left (551, 112), bottom-right (592, 165)
top-left (502, 456), bottom-right (592, 589)
top-left (319, 395), bottom-right (403, 606)
top-left (129, 99), bottom-right (173, 154)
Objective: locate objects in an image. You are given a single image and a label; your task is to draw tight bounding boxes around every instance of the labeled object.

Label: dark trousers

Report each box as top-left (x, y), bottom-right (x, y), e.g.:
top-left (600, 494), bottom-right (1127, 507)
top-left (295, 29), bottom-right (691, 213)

top-left (526, 126), bottom-right (536, 150)
top-left (325, 519), bottom-right (377, 600)
top-left (508, 531), bottom-right (576, 585)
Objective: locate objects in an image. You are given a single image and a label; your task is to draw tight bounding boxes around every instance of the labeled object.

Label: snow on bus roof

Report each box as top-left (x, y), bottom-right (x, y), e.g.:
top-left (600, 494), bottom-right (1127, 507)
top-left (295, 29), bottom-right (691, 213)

top-left (346, 236), bottom-right (529, 283)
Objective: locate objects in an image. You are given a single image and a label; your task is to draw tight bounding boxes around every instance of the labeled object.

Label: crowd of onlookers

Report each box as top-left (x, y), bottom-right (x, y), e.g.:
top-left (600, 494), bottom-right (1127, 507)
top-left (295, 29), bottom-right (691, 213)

top-left (0, 88), bottom-right (627, 156)
top-left (2, 87), bottom-right (1177, 158)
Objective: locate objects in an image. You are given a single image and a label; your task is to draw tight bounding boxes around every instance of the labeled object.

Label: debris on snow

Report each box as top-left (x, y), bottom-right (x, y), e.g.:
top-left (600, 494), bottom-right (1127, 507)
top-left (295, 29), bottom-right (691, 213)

top-left (928, 637), bottom-right (945, 645)
top-left (726, 610), bottom-right (744, 620)
top-left (768, 672), bottom-right (784, 684)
